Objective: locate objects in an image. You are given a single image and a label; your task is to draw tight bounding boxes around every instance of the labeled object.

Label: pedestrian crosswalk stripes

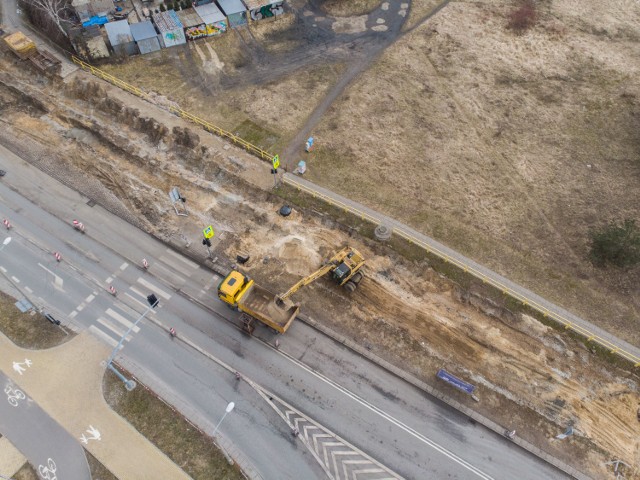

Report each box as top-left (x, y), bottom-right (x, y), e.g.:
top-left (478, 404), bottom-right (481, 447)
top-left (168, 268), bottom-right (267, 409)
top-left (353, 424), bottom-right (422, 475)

top-left (85, 247), bottom-right (202, 350)
top-left (126, 287), bottom-right (157, 312)
top-left (149, 261), bottom-right (186, 285)
top-left (105, 308), bottom-right (140, 333)
top-left (136, 277), bottom-right (171, 300)
top-left (97, 317), bottom-right (130, 341)
top-left (88, 325), bottom-right (118, 348)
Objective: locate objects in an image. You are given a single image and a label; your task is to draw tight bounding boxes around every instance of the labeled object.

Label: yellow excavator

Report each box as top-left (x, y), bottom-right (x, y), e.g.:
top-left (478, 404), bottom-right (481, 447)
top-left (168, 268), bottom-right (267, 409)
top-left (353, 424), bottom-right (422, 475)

top-left (276, 246), bottom-right (365, 306)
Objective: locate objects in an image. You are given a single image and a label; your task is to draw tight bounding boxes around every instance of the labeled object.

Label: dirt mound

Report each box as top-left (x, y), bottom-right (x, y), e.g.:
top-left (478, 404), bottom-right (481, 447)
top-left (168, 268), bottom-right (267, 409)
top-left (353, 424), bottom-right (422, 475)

top-left (275, 235), bottom-right (324, 276)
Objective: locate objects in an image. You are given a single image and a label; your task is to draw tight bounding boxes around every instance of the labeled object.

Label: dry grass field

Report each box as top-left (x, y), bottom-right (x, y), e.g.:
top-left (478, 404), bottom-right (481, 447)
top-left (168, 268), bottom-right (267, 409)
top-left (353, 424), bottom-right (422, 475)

top-left (308, 0), bottom-right (640, 344)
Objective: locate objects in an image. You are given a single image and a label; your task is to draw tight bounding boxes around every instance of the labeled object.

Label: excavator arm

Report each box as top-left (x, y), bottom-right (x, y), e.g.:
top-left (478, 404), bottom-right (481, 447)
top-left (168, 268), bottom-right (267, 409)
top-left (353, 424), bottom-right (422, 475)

top-left (277, 262), bottom-right (335, 303)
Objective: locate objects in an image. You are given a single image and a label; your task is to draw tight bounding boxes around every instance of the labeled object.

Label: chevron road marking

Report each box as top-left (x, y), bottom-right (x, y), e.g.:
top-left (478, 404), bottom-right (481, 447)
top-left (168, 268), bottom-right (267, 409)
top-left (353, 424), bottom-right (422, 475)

top-left (254, 387), bottom-right (404, 480)
top-left (271, 348), bottom-right (494, 479)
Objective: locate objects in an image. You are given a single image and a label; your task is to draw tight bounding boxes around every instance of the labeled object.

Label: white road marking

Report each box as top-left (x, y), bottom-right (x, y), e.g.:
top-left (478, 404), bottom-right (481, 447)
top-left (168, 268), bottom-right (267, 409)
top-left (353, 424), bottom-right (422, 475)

top-left (125, 290), bottom-right (156, 313)
top-left (106, 308), bottom-right (140, 333)
top-left (37, 263), bottom-right (65, 291)
top-left (69, 311), bottom-right (78, 319)
top-left (0, 267), bottom-right (6, 273)
top-left (151, 261), bottom-right (186, 285)
top-left (277, 350), bottom-right (494, 479)
top-left (136, 277), bottom-right (171, 300)
top-left (11, 276), bottom-right (19, 283)
top-left (85, 294), bottom-right (95, 303)
top-left (97, 317), bottom-right (130, 341)
top-left (24, 286), bottom-right (33, 293)
top-left (76, 302), bottom-right (85, 312)
top-left (119, 262), bottom-right (128, 271)
top-left (106, 277), bottom-right (114, 284)
top-left (88, 325), bottom-right (118, 348)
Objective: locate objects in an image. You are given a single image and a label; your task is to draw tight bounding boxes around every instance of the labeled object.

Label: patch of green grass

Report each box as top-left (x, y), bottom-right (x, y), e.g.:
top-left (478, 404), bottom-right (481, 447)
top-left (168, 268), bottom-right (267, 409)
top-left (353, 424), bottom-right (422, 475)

top-left (86, 450), bottom-right (118, 480)
top-left (12, 464), bottom-right (38, 480)
top-left (232, 119), bottom-right (280, 152)
top-left (0, 291), bottom-right (72, 348)
top-left (274, 183), bottom-right (375, 238)
top-left (103, 370), bottom-right (243, 480)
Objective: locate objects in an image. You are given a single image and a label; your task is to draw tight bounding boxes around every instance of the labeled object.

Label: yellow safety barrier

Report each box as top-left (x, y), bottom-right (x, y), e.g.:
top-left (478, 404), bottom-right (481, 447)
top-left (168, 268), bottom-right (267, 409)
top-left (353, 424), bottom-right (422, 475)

top-left (71, 56), bottom-right (274, 162)
top-left (283, 176), bottom-right (640, 368)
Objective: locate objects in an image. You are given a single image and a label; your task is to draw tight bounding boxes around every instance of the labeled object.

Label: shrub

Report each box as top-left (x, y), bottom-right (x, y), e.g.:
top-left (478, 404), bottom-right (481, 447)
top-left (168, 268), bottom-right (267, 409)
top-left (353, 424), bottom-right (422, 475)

top-left (507, 1), bottom-right (537, 34)
top-left (589, 219), bottom-right (640, 268)
top-left (159, 3), bottom-right (165, 11)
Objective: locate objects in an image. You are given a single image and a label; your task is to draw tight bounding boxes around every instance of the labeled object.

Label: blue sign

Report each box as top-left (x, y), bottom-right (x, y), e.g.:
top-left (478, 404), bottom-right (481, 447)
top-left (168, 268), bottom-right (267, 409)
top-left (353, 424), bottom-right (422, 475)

top-left (437, 369), bottom-right (475, 394)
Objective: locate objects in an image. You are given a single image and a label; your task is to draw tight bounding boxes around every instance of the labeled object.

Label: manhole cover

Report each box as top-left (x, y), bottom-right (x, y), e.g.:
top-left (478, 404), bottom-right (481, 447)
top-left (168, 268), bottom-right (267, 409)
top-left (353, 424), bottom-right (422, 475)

top-left (374, 224), bottom-right (392, 241)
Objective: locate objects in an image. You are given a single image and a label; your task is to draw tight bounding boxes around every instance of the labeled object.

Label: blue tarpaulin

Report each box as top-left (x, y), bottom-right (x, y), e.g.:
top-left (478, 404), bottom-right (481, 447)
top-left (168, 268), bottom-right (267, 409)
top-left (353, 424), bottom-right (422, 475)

top-left (82, 16), bottom-right (108, 27)
top-left (437, 369), bottom-right (476, 394)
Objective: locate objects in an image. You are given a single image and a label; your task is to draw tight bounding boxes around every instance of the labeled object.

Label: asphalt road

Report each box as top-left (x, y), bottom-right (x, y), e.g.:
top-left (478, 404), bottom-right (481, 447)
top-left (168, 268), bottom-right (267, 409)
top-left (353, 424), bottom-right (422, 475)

top-left (0, 143), bottom-right (569, 479)
top-left (0, 371), bottom-right (91, 480)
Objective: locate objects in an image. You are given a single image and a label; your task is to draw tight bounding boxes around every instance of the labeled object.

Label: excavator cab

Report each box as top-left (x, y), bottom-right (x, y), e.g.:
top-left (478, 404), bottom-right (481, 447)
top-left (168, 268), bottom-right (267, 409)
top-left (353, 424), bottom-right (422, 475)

top-left (332, 262), bottom-right (351, 283)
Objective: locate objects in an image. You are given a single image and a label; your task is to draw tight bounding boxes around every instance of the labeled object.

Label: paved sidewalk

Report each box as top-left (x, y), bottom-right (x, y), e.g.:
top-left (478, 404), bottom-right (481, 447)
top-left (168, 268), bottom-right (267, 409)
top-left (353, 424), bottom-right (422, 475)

top-left (283, 173), bottom-right (640, 365)
top-left (0, 331), bottom-right (192, 480)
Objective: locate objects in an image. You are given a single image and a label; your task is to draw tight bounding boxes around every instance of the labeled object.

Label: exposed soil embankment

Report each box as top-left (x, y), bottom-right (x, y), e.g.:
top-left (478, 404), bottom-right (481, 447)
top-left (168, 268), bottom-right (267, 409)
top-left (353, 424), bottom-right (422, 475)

top-left (0, 56), bottom-right (638, 478)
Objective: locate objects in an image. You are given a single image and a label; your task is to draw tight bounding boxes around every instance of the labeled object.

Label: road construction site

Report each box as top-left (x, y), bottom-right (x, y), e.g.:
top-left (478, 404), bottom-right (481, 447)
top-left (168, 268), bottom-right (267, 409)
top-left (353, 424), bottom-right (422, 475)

top-left (1, 0), bottom-right (639, 478)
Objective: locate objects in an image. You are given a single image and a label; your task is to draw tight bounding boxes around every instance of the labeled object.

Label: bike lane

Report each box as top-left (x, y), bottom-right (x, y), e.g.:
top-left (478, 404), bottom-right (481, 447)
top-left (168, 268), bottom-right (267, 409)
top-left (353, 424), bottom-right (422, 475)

top-left (0, 371), bottom-right (91, 480)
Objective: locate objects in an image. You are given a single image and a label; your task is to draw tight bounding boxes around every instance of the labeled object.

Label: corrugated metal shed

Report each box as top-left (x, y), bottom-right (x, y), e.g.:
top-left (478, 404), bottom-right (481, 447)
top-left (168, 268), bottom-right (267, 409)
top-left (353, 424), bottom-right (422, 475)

top-left (176, 8), bottom-right (204, 28)
top-left (194, 3), bottom-right (225, 24)
top-left (242, 0), bottom-right (269, 8)
top-left (217, 0), bottom-right (247, 27)
top-left (153, 10), bottom-right (187, 47)
top-left (217, 0), bottom-right (246, 15)
top-left (105, 20), bottom-right (137, 55)
top-left (130, 20), bottom-right (160, 54)
top-left (130, 20), bottom-right (157, 40)
top-left (72, 0), bottom-right (91, 21)
top-left (104, 19), bottom-right (133, 46)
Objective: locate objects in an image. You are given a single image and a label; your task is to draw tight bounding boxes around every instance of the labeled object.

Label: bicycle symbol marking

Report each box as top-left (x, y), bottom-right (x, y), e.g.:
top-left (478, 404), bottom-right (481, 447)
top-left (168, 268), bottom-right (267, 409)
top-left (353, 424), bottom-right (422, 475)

top-left (4, 385), bottom-right (26, 407)
top-left (38, 458), bottom-right (57, 480)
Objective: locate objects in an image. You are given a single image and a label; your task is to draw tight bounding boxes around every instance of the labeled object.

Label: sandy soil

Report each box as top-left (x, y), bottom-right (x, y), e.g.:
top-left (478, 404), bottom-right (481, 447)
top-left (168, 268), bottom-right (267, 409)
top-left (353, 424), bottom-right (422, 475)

top-left (0, 54), bottom-right (638, 478)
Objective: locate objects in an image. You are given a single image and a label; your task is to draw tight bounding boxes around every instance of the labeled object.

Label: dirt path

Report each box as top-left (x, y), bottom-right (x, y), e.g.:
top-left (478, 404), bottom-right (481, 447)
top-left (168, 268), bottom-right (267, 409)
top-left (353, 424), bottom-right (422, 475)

top-left (282, 0), bottom-right (451, 168)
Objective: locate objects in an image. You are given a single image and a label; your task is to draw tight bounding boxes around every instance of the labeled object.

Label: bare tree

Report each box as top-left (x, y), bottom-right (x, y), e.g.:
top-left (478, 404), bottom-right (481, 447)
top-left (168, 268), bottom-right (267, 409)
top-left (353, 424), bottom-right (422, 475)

top-left (23, 0), bottom-right (72, 38)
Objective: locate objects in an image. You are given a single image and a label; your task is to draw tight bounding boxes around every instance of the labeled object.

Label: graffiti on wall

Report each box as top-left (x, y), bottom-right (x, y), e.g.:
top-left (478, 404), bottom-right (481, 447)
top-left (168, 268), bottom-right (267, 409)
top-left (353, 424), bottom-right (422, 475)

top-left (185, 23), bottom-right (208, 40)
top-left (184, 21), bottom-right (227, 40)
top-left (250, 2), bottom-right (284, 21)
top-left (206, 21), bottom-right (227, 36)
